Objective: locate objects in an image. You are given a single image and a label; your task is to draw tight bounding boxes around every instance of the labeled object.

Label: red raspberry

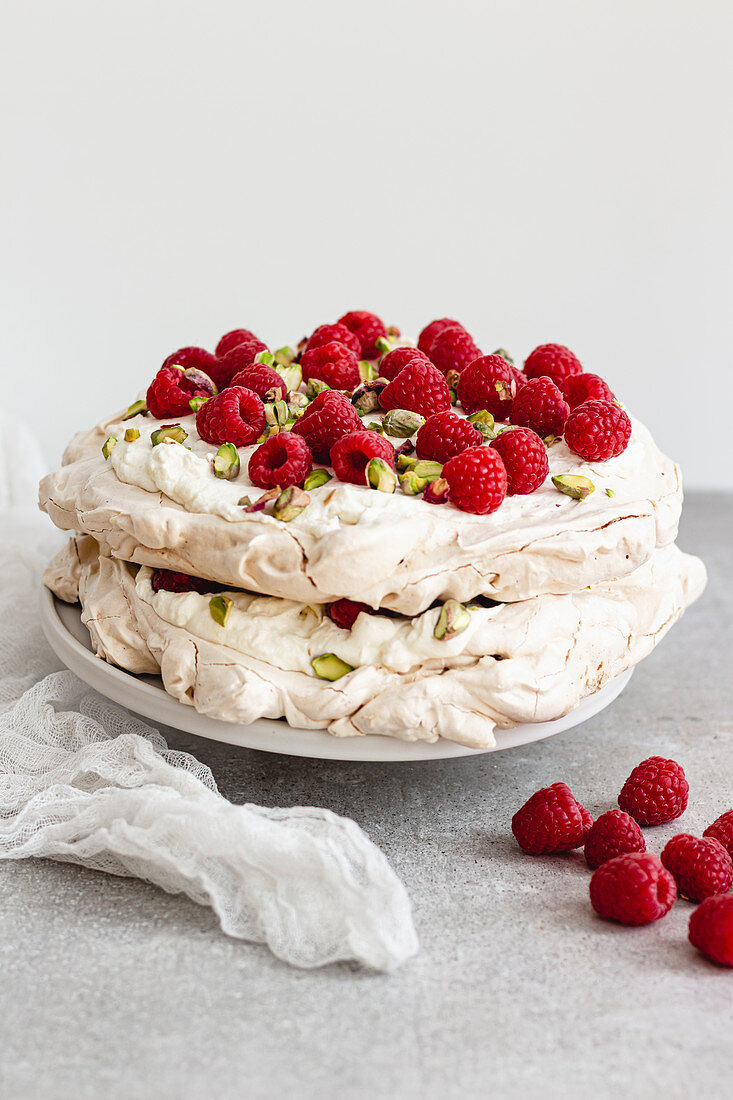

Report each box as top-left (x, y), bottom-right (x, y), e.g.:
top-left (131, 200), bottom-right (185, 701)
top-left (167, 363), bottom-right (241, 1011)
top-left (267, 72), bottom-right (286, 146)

top-left (428, 326), bottom-right (481, 376)
top-left (306, 323), bottom-right (361, 358)
top-left (443, 446), bottom-right (508, 515)
top-left (215, 328), bottom-right (260, 359)
top-left (212, 339), bottom-right (269, 390)
top-left (161, 346), bottom-right (218, 377)
top-left (248, 431), bottom-right (312, 490)
top-left (704, 810), bottom-right (733, 858)
top-left (583, 809), bottom-right (646, 870)
top-left (327, 598), bottom-right (377, 630)
top-left (457, 355), bottom-right (520, 418)
top-left (688, 895), bottom-right (733, 967)
top-left (147, 366), bottom-right (211, 419)
top-left (195, 386), bottom-right (265, 447)
top-left (330, 430), bottom-right (395, 485)
top-left (563, 372), bottom-right (616, 410)
top-left (290, 390), bottom-right (362, 464)
top-left (301, 341), bottom-right (361, 392)
top-left (490, 427), bottom-right (549, 495)
top-left (524, 343), bottom-right (583, 387)
top-left (378, 346), bottom-right (431, 382)
top-left (590, 853), bottom-right (677, 926)
top-left (618, 756), bottom-right (689, 826)
top-left (661, 834), bottom-right (733, 902)
top-left (230, 364), bottom-right (288, 402)
top-left (511, 376), bottom-right (569, 439)
top-left (512, 781), bottom-right (593, 855)
top-left (564, 400), bottom-right (632, 462)
top-left (415, 411), bottom-right (482, 464)
top-left (151, 569), bottom-right (221, 594)
top-left (338, 310), bottom-right (387, 359)
top-left (379, 359), bottom-right (451, 419)
top-left (417, 318), bottom-right (465, 356)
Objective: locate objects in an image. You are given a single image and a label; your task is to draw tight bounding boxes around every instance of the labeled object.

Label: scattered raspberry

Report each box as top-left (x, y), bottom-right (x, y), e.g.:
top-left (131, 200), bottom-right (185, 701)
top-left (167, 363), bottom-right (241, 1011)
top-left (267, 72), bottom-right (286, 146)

top-left (660, 834), bottom-right (733, 902)
top-left (563, 372), bottom-right (616, 410)
top-left (704, 810), bottom-right (733, 858)
top-left (583, 809), bottom-right (646, 870)
top-left (457, 355), bottom-right (520, 418)
top-left (564, 400), bottom-right (632, 462)
top-left (248, 431), bottom-right (312, 490)
top-left (415, 411), bottom-right (482, 464)
top-left (151, 569), bottom-right (221, 594)
top-left (291, 390), bottom-right (362, 464)
top-left (301, 341), bottom-right (361, 392)
top-left (688, 895), bottom-right (733, 967)
top-left (618, 756), bottom-right (689, 826)
top-left (379, 359), bottom-right (451, 419)
top-left (195, 386), bottom-right (265, 447)
top-left (417, 318), bottom-right (466, 356)
top-left (428, 326), bottom-right (481, 376)
top-left (511, 376), bottom-right (569, 439)
top-left (215, 328), bottom-right (260, 359)
top-left (327, 599), bottom-right (377, 630)
top-left (490, 427), bottom-right (549, 495)
top-left (511, 781), bottom-right (593, 855)
top-left (443, 446), bottom-right (508, 515)
top-left (330, 430), bottom-right (395, 485)
top-left (161, 346), bottom-right (218, 378)
top-left (590, 853), bottom-right (677, 926)
top-left (338, 310), bottom-right (387, 359)
top-left (524, 343), bottom-right (583, 387)
top-left (230, 364), bottom-right (288, 402)
top-left (212, 339), bottom-right (269, 390)
top-left (378, 346), bottom-right (431, 381)
top-left (146, 366), bottom-right (209, 419)
top-left (306, 323), bottom-right (361, 358)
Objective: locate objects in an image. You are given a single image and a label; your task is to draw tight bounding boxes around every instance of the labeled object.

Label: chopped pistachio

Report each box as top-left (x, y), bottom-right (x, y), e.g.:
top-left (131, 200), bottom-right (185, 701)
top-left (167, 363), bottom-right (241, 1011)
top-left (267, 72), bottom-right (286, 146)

top-left (273, 361), bottom-right (303, 393)
top-left (241, 487), bottom-right (280, 513)
top-left (102, 436), bottom-right (117, 459)
top-left (288, 391), bottom-right (309, 414)
top-left (399, 470), bottom-right (428, 495)
top-left (273, 485), bottom-right (310, 521)
top-left (467, 410), bottom-right (495, 429)
top-left (237, 494), bottom-right (253, 507)
top-left (358, 360), bottom-right (377, 382)
top-left (491, 347), bottom-right (514, 365)
top-left (273, 345), bottom-right (296, 367)
top-left (298, 604), bottom-right (318, 620)
top-left (311, 653), bottom-right (354, 680)
top-left (543, 434), bottom-right (557, 446)
top-left (254, 350), bottom-right (276, 367)
top-left (183, 367), bottom-right (217, 396)
top-left (423, 477), bottom-right (450, 505)
top-left (397, 453), bottom-right (419, 472)
top-left (366, 458), bottom-right (397, 493)
top-left (209, 594), bottom-right (233, 627)
top-left (446, 369), bottom-right (460, 392)
top-left (264, 400), bottom-right (289, 428)
top-left (122, 399), bottom-right (148, 420)
top-left (473, 421), bottom-right (497, 441)
top-left (382, 409), bottom-right (425, 438)
top-left (303, 469), bottom-right (332, 491)
top-left (212, 442), bottom-right (240, 480)
top-left (189, 395), bottom-right (209, 413)
top-left (374, 336), bottom-right (393, 356)
top-left (151, 424), bottom-right (188, 446)
top-left (123, 428), bottom-right (140, 443)
top-left (413, 460), bottom-right (443, 480)
top-left (434, 599), bottom-right (471, 641)
top-left (605, 487), bottom-right (616, 498)
top-left (305, 378), bottom-right (330, 400)
top-left (351, 388), bottom-right (381, 415)
top-left (366, 420), bottom-right (386, 433)
top-left (552, 474), bottom-right (595, 500)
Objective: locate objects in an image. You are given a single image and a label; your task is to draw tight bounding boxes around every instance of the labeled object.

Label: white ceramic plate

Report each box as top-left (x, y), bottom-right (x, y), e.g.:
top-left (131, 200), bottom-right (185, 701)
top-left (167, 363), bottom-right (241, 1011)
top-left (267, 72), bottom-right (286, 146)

top-left (40, 587), bottom-right (633, 762)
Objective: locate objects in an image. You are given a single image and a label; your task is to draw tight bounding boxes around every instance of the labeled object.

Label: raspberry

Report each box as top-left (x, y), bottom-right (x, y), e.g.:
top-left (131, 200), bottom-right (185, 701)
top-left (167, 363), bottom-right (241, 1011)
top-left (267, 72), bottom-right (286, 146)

top-left (417, 318), bottom-right (465, 355)
top-left (147, 366), bottom-right (210, 419)
top-left (511, 376), bottom-right (569, 439)
top-left (379, 359), bottom-right (451, 419)
top-left (330, 430), bottom-right (395, 485)
top-left (415, 411), bottom-right (482, 464)
top-left (590, 853), bottom-right (677, 926)
top-left (230, 364), bottom-right (288, 402)
top-left (583, 809), bottom-right (646, 870)
top-left (688, 895), bottom-right (733, 967)
top-left (704, 810), bottom-right (733, 858)
top-left (457, 355), bottom-right (520, 418)
top-left (443, 446), bottom-right (507, 515)
top-left (428, 326), bottom-right (481, 376)
top-left (563, 372), bottom-right (616, 410)
top-left (524, 343), bottom-right (583, 387)
top-left (215, 328), bottom-right (260, 359)
top-left (327, 599), bottom-right (377, 630)
top-left (290, 390), bottom-right (362, 464)
top-left (511, 781), bottom-right (593, 855)
top-left (151, 569), bottom-right (221, 594)
top-left (195, 386), bottom-right (265, 447)
top-left (306, 323), bottom-right (361, 358)
top-left (490, 427), bottom-right (549, 495)
top-left (248, 431), bottom-right (312, 490)
top-left (618, 756), bottom-right (689, 826)
top-left (212, 339), bottom-right (269, 390)
top-left (564, 400), bottom-right (632, 462)
top-left (338, 310), bottom-right (387, 359)
top-left (660, 834), bottom-right (733, 902)
top-left (301, 341), bottom-right (361, 392)
top-left (378, 346), bottom-right (431, 382)
top-left (161, 346), bottom-right (218, 378)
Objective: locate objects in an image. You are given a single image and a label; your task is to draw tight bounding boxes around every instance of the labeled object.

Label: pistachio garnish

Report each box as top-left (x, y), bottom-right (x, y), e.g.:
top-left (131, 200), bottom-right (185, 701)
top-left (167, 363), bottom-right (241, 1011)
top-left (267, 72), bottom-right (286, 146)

top-left (288, 391), bottom-right (309, 414)
top-left (189, 395), bottom-right (209, 413)
top-left (543, 434), bottom-right (557, 446)
top-left (209, 594), bottom-right (233, 628)
top-left (122, 399), bottom-right (148, 420)
top-left (374, 336), bottom-right (393, 356)
top-left (467, 410), bottom-right (495, 428)
top-left (446, 369), bottom-right (460, 392)
top-left (298, 605), bottom-right (318, 620)
top-left (605, 487), bottom-right (616, 498)
top-left (399, 470), bottom-right (428, 495)
top-left (552, 474), bottom-right (595, 500)
top-left (491, 347), bottom-right (514, 365)
top-left (254, 351), bottom-right (276, 367)
top-left (243, 486), bottom-right (281, 513)
top-left (423, 477), bottom-right (450, 505)
top-left (434, 599), bottom-right (471, 641)
top-left (151, 424), bottom-right (188, 446)
top-left (303, 469), bottom-right (332, 491)
top-left (264, 400), bottom-right (290, 428)
top-left (397, 452), bottom-right (418, 472)
top-left (366, 458), bottom-right (397, 493)
top-left (381, 409), bottom-right (425, 438)
top-left (311, 653), bottom-right (354, 680)
top-left (273, 361), bottom-right (303, 393)
top-left (358, 360), bottom-right (377, 382)
top-left (183, 367), bottom-right (218, 396)
top-left (366, 421), bottom-right (386, 433)
top-left (305, 378), bottom-right (330, 400)
top-left (273, 345), bottom-right (296, 367)
top-left (494, 378), bottom-right (515, 402)
top-left (212, 442), bottom-right (240, 480)
top-left (102, 436), bottom-right (117, 459)
top-left (123, 428), bottom-right (140, 443)
top-left (238, 494), bottom-right (253, 507)
top-left (413, 460), bottom-right (443, 480)
top-left (273, 486), bottom-right (310, 521)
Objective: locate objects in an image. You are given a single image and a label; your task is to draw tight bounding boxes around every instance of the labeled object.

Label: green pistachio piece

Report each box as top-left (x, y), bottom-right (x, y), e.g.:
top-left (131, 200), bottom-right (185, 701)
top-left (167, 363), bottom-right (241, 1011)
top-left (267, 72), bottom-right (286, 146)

top-left (352, 389), bottom-right (381, 414)
top-left (413, 460), bottom-right (443, 480)
top-left (209, 594), bottom-right (233, 627)
top-left (434, 599), bottom-right (471, 641)
top-left (189, 395), bottom-right (209, 413)
top-left (102, 436), bottom-right (117, 459)
top-left (274, 361), bottom-right (303, 393)
top-left (151, 424), bottom-right (188, 446)
top-left (366, 421), bottom-right (386, 433)
top-left (122, 399), bottom-right (148, 420)
top-left (183, 367), bottom-right (217, 396)
top-left (288, 391), bottom-right (309, 415)
top-left (254, 350), bottom-right (276, 367)
top-left (212, 442), bottom-right (240, 480)
top-left (605, 487), bottom-right (616, 497)
top-left (311, 653), bottom-right (354, 681)
top-left (273, 486), bottom-right (310, 521)
top-left (491, 347), bottom-right (514, 365)
top-left (358, 360), bottom-right (377, 382)
top-left (473, 422), bottom-right (497, 441)
top-left (467, 410), bottom-right (495, 428)
top-left (397, 453), bottom-right (419, 472)
top-left (303, 469), bottom-right (332, 491)
top-left (381, 409), bottom-right (425, 438)
top-left (399, 470), bottom-right (429, 495)
top-left (273, 345), bottom-right (296, 367)
top-left (374, 336), bottom-right (393, 356)
top-left (264, 400), bottom-right (290, 428)
top-left (305, 378), bottom-right (330, 400)
top-left (123, 428), bottom-right (140, 442)
top-left (366, 458), bottom-right (397, 493)
top-left (552, 474), bottom-right (595, 500)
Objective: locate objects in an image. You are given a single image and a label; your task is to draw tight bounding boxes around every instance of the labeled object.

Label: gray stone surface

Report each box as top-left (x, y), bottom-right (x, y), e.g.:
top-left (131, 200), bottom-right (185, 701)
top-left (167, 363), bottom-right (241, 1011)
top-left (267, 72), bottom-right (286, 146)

top-left (1, 492), bottom-right (731, 1100)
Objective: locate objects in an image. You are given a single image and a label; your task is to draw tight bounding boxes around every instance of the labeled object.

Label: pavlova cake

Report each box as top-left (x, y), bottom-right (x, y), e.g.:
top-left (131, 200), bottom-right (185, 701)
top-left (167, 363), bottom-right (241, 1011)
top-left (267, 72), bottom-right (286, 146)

top-left (39, 312), bottom-right (706, 748)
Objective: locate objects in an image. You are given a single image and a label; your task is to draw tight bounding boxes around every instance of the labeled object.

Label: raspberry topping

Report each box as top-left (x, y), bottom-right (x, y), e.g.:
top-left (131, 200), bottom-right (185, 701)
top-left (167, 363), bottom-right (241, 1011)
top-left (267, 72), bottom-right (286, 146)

top-left (379, 359), bottom-right (451, 419)
top-left (306, 323), bottom-right (361, 358)
top-left (417, 318), bottom-right (466, 356)
top-left (195, 386), bottom-right (265, 447)
top-left (161, 346), bottom-right (218, 377)
top-left (215, 328), bottom-right (260, 359)
top-left (660, 834), bottom-right (733, 902)
top-left (590, 853), bottom-right (677, 926)
top-left (327, 599), bottom-right (377, 630)
top-left (618, 756), bottom-right (689, 826)
top-left (290, 390), bottom-right (362, 465)
top-left (428, 326), bottom-right (481, 377)
top-left (511, 377), bottom-right (570, 439)
top-left (330, 430), bottom-right (395, 485)
top-left (688, 895), bottom-right (733, 967)
top-left (415, 411), bottom-right (483, 464)
top-left (457, 355), bottom-right (520, 418)
top-left (151, 569), bottom-right (221, 594)
top-left (490, 427), bottom-right (549, 495)
top-left (230, 364), bottom-right (288, 402)
top-left (511, 781), bottom-right (593, 855)
top-left (704, 810), bottom-right (733, 858)
top-left (147, 366), bottom-right (210, 419)
top-left (378, 346), bottom-right (431, 381)
top-left (564, 400), bottom-right (632, 462)
top-left (563, 372), bottom-right (616, 410)
top-left (301, 341), bottom-right (361, 392)
top-left (443, 446), bottom-right (508, 515)
top-left (524, 343), bottom-right (583, 387)
top-left (583, 809), bottom-right (646, 870)
top-left (248, 431), bottom-right (312, 490)
top-left (337, 310), bottom-right (387, 359)
top-left (212, 340), bottom-right (269, 390)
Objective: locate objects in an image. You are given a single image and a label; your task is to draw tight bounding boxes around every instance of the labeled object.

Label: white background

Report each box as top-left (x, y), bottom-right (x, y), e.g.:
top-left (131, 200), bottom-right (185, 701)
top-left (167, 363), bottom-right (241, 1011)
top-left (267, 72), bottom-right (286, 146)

top-left (1, 0), bottom-right (731, 488)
